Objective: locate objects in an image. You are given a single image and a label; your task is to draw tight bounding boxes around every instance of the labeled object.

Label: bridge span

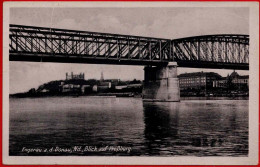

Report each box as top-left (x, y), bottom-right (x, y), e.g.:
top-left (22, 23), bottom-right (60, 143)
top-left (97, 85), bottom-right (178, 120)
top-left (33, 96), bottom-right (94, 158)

top-left (9, 24), bottom-right (250, 102)
top-left (9, 24), bottom-right (249, 70)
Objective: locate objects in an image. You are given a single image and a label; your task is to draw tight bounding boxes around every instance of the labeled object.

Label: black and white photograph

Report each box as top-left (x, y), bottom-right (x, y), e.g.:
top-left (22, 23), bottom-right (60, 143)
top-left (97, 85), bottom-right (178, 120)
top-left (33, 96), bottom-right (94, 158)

top-left (3, 2), bottom-right (259, 165)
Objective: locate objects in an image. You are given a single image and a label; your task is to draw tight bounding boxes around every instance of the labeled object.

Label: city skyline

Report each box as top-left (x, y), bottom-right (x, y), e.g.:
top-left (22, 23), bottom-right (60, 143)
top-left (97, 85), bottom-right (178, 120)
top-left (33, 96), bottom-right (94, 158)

top-left (10, 63), bottom-right (248, 94)
top-left (10, 7), bottom-right (249, 94)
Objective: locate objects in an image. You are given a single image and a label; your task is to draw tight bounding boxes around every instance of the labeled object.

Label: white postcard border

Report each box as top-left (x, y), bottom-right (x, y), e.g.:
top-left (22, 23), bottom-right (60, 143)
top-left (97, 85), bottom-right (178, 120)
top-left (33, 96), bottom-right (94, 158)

top-left (2, 1), bottom-right (259, 165)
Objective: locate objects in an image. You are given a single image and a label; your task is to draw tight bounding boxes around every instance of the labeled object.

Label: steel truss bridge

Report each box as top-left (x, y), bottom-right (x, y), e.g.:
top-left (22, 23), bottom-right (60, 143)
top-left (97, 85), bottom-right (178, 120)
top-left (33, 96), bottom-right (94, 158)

top-left (9, 24), bottom-right (249, 70)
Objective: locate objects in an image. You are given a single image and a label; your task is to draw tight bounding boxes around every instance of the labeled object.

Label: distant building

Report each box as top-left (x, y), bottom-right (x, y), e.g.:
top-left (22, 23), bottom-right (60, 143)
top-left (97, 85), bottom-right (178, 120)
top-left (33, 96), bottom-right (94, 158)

top-left (99, 82), bottom-right (111, 88)
top-left (92, 85), bottom-right (98, 92)
top-left (229, 71), bottom-right (249, 87)
top-left (178, 72), bottom-right (222, 91)
top-left (213, 71), bottom-right (249, 90)
top-left (105, 79), bottom-right (120, 86)
top-left (115, 85), bottom-right (128, 90)
top-left (213, 78), bottom-right (227, 88)
top-left (66, 72), bottom-right (85, 80)
top-left (93, 72), bottom-right (111, 92)
top-left (62, 84), bottom-right (81, 93)
top-left (126, 84), bottom-right (142, 88)
top-left (93, 82), bottom-right (112, 92)
top-left (115, 84), bottom-right (142, 90)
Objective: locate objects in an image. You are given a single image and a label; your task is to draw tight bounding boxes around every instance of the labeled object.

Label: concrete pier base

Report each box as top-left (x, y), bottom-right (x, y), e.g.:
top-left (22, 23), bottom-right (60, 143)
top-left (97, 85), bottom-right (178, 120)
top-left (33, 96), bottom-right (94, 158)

top-left (142, 62), bottom-right (180, 102)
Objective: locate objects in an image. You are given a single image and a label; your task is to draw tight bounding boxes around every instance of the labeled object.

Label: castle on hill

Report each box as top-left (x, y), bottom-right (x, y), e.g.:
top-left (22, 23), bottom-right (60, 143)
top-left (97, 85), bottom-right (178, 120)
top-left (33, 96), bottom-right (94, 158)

top-left (66, 72), bottom-right (85, 80)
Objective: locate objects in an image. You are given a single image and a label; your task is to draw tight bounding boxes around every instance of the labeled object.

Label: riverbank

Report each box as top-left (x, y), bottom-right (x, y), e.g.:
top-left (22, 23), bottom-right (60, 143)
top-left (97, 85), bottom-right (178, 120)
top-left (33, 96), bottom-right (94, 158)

top-left (10, 94), bottom-right (248, 100)
top-left (9, 92), bottom-right (142, 98)
top-left (180, 96), bottom-right (249, 100)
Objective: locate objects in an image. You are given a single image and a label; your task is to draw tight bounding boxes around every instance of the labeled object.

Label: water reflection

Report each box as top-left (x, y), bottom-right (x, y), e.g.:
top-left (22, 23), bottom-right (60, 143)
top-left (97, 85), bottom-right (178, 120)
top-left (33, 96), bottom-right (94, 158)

top-left (142, 101), bottom-right (248, 156)
top-left (229, 109), bottom-right (238, 132)
top-left (143, 102), bottom-right (179, 155)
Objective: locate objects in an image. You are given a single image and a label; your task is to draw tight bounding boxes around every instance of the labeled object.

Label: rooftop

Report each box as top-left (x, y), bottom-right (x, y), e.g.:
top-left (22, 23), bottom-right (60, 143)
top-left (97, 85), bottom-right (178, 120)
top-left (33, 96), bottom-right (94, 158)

top-left (178, 72), bottom-right (222, 78)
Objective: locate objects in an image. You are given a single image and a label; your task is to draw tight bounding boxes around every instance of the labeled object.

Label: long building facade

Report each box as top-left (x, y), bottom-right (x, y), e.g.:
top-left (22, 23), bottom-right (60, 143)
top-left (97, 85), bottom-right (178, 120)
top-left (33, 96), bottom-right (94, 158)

top-left (178, 72), bottom-right (222, 91)
top-left (178, 71), bottom-right (249, 96)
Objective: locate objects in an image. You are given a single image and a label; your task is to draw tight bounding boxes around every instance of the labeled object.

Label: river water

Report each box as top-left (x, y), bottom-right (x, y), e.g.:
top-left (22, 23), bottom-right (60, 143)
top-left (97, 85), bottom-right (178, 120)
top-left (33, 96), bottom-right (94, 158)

top-left (9, 97), bottom-right (248, 156)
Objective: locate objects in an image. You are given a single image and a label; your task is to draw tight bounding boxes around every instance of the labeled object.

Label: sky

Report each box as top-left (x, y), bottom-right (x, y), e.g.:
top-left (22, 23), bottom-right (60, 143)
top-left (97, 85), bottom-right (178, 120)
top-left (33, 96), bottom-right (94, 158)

top-left (10, 7), bottom-right (249, 94)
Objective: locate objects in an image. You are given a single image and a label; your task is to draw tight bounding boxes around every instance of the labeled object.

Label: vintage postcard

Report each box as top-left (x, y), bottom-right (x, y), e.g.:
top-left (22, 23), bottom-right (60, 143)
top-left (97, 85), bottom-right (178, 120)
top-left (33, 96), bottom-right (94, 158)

top-left (2, 1), bottom-right (259, 165)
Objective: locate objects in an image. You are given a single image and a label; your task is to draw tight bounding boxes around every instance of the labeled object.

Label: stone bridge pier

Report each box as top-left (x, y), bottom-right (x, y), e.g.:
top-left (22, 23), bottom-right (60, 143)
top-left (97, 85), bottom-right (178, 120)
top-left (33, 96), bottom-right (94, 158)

top-left (142, 62), bottom-right (180, 102)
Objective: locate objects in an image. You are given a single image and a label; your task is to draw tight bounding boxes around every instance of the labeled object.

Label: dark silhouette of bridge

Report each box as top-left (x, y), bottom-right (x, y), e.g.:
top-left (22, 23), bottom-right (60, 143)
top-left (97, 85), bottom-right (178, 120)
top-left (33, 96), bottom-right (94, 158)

top-left (9, 24), bottom-right (249, 70)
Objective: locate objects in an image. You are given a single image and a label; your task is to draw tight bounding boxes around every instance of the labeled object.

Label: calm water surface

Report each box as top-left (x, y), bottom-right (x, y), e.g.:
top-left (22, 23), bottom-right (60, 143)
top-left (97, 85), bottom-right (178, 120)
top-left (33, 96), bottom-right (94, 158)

top-left (9, 97), bottom-right (248, 156)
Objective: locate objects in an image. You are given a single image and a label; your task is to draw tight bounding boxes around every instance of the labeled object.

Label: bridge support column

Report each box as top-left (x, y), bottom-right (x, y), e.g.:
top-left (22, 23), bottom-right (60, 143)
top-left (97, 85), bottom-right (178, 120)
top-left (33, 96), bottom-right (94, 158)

top-left (142, 62), bottom-right (180, 102)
